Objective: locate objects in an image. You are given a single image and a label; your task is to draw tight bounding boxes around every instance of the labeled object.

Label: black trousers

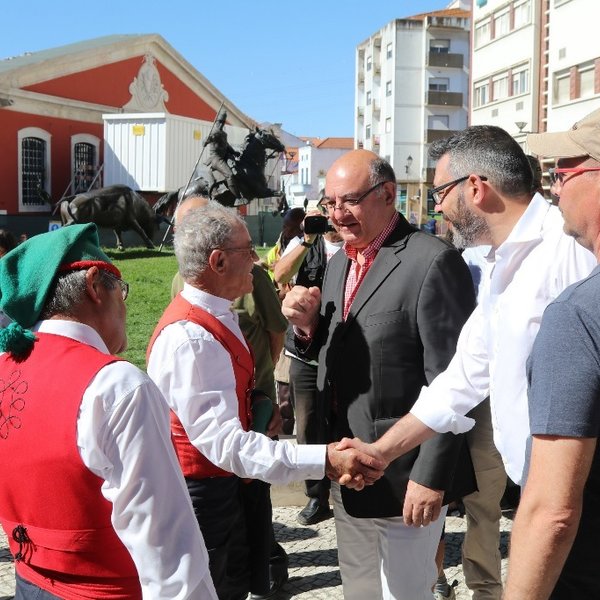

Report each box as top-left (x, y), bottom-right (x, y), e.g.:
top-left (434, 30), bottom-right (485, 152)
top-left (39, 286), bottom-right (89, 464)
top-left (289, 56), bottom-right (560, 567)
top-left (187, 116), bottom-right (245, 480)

top-left (186, 476), bottom-right (248, 600)
top-left (14, 572), bottom-right (61, 599)
top-left (289, 357), bottom-right (331, 504)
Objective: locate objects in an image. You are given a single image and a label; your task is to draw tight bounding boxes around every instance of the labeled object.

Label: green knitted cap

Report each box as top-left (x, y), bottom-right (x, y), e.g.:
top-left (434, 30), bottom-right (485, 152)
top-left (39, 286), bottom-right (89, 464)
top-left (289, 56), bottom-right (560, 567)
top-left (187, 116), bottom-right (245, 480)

top-left (0, 224), bottom-right (119, 357)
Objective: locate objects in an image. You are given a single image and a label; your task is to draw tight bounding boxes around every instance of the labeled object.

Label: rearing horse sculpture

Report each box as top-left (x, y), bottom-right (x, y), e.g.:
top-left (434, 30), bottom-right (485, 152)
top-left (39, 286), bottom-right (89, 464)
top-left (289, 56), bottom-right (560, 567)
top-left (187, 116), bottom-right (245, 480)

top-left (206, 127), bottom-right (285, 207)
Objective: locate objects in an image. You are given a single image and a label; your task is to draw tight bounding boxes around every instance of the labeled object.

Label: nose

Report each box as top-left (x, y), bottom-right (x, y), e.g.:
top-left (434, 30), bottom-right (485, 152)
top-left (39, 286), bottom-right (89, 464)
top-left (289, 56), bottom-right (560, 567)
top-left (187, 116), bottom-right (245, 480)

top-left (434, 203), bottom-right (444, 214)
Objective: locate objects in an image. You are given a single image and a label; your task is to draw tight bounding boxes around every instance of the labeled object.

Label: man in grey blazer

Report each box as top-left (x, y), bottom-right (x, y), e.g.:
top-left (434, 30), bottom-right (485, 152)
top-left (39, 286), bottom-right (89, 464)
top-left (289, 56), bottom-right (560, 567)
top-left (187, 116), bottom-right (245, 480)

top-left (283, 150), bottom-right (476, 599)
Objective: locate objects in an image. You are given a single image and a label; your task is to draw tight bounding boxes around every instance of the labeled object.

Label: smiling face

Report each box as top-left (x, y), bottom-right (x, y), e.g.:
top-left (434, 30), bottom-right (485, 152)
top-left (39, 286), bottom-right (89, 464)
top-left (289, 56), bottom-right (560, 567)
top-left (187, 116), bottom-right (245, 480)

top-left (324, 151), bottom-right (396, 250)
top-left (218, 222), bottom-right (257, 299)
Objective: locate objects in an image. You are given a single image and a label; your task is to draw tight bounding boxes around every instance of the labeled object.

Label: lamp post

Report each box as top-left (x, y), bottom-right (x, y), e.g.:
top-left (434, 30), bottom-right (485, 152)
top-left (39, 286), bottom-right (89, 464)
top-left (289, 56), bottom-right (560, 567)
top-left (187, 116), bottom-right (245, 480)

top-left (405, 155), bottom-right (413, 174)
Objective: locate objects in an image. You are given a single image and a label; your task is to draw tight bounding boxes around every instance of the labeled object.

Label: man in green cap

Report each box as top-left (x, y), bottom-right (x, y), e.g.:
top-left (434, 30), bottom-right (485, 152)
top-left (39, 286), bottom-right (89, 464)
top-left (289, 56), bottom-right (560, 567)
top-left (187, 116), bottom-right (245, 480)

top-left (0, 223), bottom-right (216, 599)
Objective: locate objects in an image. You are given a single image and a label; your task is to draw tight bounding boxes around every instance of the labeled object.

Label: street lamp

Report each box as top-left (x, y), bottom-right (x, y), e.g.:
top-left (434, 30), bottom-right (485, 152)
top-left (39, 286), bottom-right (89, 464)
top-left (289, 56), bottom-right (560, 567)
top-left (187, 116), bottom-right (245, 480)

top-left (405, 155), bottom-right (413, 174)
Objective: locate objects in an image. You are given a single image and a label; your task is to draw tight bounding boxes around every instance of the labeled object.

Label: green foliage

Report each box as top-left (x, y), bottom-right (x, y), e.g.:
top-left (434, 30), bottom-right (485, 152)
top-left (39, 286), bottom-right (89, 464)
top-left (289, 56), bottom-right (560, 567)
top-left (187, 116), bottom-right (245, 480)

top-left (106, 247), bottom-right (177, 369)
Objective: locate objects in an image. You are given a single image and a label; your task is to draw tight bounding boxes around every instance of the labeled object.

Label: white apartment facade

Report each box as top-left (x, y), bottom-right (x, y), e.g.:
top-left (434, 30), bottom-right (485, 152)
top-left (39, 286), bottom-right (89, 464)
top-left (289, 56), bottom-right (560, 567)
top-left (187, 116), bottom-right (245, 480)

top-left (471, 0), bottom-right (600, 162)
top-left (355, 5), bottom-right (470, 224)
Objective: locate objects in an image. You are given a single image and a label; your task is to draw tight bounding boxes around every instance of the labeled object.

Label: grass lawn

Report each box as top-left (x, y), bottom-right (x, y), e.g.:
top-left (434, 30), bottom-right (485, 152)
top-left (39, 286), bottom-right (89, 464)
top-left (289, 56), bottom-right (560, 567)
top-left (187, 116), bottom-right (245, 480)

top-left (106, 244), bottom-right (272, 370)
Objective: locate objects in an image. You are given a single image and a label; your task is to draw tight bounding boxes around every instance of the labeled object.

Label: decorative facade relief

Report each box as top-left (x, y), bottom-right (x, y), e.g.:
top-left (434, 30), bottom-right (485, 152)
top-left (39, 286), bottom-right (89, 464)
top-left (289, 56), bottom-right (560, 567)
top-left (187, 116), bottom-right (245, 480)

top-left (123, 54), bottom-right (169, 112)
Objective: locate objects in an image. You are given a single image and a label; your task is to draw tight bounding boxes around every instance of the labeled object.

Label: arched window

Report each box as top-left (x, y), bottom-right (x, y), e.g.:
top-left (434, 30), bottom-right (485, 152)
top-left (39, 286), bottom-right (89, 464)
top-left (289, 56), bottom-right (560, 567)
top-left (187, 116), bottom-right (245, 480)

top-left (18, 127), bottom-right (51, 212)
top-left (72, 134), bottom-right (100, 193)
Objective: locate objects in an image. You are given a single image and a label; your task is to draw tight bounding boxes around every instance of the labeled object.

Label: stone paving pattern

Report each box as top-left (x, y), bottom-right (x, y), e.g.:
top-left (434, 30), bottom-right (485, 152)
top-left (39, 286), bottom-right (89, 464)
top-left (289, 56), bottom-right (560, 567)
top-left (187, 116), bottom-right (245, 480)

top-left (0, 508), bottom-right (513, 599)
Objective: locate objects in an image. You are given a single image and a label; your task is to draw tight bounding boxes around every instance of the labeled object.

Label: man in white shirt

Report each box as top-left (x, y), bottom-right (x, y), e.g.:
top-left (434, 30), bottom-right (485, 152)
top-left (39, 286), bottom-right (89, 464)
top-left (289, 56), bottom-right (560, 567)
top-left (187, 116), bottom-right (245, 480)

top-left (146, 201), bottom-right (385, 599)
top-left (337, 125), bottom-right (596, 596)
top-left (0, 223), bottom-right (216, 599)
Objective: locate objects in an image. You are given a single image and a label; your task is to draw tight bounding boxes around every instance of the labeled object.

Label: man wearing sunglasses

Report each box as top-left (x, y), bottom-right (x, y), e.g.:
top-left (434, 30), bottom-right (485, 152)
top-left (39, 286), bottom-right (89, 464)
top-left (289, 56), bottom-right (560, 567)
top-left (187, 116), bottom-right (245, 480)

top-left (502, 108), bottom-right (600, 599)
top-left (335, 126), bottom-right (596, 599)
top-left (283, 149), bottom-right (477, 599)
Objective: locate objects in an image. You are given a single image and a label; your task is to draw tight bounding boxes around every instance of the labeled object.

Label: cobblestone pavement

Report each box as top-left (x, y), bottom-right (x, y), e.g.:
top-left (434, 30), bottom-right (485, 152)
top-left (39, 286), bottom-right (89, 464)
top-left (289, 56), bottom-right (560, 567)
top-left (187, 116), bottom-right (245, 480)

top-left (0, 508), bottom-right (513, 599)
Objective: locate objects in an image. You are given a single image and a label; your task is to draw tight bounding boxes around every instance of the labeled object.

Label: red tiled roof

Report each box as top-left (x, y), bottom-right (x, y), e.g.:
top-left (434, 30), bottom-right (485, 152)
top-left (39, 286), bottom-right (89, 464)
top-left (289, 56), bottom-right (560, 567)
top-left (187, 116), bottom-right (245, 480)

top-left (315, 137), bottom-right (354, 149)
top-left (408, 7), bottom-right (470, 20)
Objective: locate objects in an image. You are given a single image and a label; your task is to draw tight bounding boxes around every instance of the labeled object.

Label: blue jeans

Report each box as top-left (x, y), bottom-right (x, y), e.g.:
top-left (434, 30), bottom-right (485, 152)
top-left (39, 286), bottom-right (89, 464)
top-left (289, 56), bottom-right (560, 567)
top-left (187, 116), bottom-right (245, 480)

top-left (15, 572), bottom-right (60, 599)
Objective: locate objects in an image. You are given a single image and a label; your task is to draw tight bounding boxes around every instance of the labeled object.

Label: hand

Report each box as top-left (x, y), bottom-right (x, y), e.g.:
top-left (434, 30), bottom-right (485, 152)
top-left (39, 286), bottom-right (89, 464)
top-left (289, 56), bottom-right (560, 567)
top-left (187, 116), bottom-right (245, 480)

top-left (326, 441), bottom-right (387, 491)
top-left (281, 286), bottom-right (321, 334)
top-left (334, 437), bottom-right (390, 487)
top-left (402, 480), bottom-right (443, 527)
top-left (266, 404), bottom-right (282, 438)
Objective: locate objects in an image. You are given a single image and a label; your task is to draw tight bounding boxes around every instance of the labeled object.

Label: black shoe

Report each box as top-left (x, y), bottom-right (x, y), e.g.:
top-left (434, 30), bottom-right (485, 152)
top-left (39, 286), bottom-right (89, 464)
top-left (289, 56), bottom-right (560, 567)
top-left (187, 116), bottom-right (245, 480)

top-left (249, 572), bottom-right (288, 599)
top-left (296, 498), bottom-right (332, 526)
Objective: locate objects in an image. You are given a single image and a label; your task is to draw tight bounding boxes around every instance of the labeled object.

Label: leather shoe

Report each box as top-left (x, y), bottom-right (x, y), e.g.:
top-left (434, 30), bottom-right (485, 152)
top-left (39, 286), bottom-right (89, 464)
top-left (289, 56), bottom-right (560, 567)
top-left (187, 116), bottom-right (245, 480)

top-left (296, 498), bottom-right (332, 526)
top-left (249, 572), bottom-right (288, 599)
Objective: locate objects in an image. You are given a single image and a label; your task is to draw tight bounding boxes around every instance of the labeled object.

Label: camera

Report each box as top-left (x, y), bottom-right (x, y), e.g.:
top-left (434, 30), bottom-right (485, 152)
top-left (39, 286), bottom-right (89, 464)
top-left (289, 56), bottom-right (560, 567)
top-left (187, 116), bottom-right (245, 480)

top-left (304, 215), bottom-right (331, 234)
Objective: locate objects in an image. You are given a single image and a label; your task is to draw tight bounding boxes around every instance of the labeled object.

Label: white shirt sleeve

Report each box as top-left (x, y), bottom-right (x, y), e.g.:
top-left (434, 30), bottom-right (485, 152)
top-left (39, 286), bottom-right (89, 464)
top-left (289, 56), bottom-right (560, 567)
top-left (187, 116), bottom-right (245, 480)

top-left (410, 305), bottom-right (489, 434)
top-left (280, 235), bottom-right (303, 258)
top-left (78, 361), bottom-right (217, 600)
top-left (147, 320), bottom-right (326, 483)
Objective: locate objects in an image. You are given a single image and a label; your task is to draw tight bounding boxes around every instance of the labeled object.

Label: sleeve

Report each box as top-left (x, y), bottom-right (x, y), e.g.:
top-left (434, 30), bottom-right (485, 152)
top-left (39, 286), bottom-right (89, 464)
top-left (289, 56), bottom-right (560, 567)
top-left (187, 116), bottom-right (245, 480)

top-left (78, 362), bottom-right (217, 600)
top-left (252, 266), bottom-right (288, 334)
top-left (280, 236), bottom-right (302, 258)
top-left (528, 298), bottom-right (600, 438)
top-left (408, 247), bottom-right (479, 490)
top-left (148, 323), bottom-right (326, 483)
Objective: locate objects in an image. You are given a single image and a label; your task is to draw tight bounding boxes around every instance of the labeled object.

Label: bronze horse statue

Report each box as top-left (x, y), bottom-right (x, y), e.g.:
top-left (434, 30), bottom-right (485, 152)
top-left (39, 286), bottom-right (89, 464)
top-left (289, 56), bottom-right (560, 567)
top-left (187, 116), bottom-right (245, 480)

top-left (42, 185), bottom-right (157, 250)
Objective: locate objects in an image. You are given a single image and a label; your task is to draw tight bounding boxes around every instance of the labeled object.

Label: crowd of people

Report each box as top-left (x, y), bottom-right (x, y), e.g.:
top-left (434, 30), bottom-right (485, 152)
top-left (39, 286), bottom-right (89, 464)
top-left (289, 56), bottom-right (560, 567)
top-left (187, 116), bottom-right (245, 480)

top-left (1, 107), bottom-right (600, 600)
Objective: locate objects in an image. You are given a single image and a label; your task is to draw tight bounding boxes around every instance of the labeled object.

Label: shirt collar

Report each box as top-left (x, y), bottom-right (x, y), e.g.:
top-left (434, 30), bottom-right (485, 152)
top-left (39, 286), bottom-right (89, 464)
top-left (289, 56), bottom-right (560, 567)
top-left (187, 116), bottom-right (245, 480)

top-left (344, 212), bottom-right (400, 262)
top-left (33, 320), bottom-right (110, 354)
top-left (499, 193), bottom-right (551, 248)
top-left (181, 282), bottom-right (234, 316)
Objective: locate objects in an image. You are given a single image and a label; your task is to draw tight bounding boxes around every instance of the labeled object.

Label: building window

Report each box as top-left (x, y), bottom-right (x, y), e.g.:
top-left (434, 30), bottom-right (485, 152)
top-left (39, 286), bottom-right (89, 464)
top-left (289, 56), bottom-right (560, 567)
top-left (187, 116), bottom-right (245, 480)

top-left (396, 187), bottom-right (407, 215)
top-left (494, 10), bottom-right (510, 38)
top-left (579, 66), bottom-right (595, 98)
top-left (428, 115), bottom-right (450, 129)
top-left (366, 55), bottom-right (372, 71)
top-left (386, 43), bottom-right (393, 59)
top-left (474, 82), bottom-right (489, 107)
top-left (514, 0), bottom-right (531, 28)
top-left (554, 72), bottom-right (571, 104)
top-left (475, 20), bottom-right (491, 47)
top-left (366, 125), bottom-right (371, 140)
top-left (512, 68), bottom-right (529, 95)
top-left (385, 117), bottom-right (392, 133)
top-left (492, 75), bottom-right (509, 101)
top-left (18, 127), bottom-right (51, 212)
top-left (72, 134), bottom-right (100, 194)
top-left (366, 91), bottom-right (372, 105)
top-left (429, 77), bottom-right (449, 92)
top-left (385, 81), bottom-right (392, 97)
top-left (430, 39), bottom-right (450, 54)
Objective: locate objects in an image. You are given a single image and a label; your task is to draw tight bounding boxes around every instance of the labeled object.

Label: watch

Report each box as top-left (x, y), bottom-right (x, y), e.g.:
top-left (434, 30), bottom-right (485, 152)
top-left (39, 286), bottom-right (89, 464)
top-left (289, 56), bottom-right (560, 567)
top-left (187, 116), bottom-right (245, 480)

top-left (301, 240), bottom-right (313, 248)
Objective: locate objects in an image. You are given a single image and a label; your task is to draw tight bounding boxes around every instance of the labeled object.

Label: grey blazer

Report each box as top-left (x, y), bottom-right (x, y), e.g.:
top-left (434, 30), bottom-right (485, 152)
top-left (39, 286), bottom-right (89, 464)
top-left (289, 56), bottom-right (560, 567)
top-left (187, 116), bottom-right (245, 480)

top-left (299, 213), bottom-right (477, 518)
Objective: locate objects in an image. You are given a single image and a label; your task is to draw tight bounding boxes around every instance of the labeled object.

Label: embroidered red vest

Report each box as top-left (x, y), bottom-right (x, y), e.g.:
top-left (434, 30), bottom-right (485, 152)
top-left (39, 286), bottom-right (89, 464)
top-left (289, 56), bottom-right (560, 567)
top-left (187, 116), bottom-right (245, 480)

top-left (0, 333), bottom-right (141, 600)
top-left (147, 294), bottom-right (254, 479)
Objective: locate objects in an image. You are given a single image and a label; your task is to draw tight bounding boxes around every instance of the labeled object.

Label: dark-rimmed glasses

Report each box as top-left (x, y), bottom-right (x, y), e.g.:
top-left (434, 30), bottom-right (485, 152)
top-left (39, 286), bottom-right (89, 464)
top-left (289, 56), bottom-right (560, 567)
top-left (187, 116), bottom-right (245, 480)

top-left (215, 243), bottom-right (257, 256)
top-left (548, 167), bottom-right (600, 185)
top-left (102, 270), bottom-right (129, 301)
top-left (429, 175), bottom-right (488, 205)
top-left (320, 180), bottom-right (391, 213)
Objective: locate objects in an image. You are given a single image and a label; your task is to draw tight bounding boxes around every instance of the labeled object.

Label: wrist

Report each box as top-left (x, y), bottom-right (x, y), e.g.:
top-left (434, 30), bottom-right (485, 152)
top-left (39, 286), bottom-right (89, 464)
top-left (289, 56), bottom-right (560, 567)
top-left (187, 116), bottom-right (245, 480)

top-left (301, 240), bottom-right (313, 248)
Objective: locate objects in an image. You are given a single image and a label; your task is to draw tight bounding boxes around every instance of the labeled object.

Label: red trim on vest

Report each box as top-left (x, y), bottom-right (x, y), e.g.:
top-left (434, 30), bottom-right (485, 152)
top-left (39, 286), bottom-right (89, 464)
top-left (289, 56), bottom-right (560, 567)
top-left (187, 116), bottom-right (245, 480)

top-left (0, 333), bottom-right (141, 599)
top-left (147, 294), bottom-right (254, 479)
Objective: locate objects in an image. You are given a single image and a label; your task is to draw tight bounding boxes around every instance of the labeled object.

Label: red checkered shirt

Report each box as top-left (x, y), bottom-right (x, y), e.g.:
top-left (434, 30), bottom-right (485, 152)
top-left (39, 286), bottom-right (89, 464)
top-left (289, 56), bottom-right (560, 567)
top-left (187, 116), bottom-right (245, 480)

top-left (342, 212), bottom-right (400, 320)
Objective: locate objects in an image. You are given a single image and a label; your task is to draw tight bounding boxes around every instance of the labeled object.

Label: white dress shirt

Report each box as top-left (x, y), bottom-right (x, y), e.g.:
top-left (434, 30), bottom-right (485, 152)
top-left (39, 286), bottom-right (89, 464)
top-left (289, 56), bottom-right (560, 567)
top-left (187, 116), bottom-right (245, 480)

top-left (147, 284), bottom-right (326, 482)
top-left (410, 194), bottom-right (597, 484)
top-left (31, 320), bottom-right (216, 599)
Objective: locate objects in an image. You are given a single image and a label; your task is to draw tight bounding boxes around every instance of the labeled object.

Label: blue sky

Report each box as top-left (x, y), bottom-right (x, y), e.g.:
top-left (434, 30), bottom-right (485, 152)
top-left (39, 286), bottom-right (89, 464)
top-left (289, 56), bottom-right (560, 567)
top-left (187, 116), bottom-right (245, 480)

top-left (1, 0), bottom-right (449, 138)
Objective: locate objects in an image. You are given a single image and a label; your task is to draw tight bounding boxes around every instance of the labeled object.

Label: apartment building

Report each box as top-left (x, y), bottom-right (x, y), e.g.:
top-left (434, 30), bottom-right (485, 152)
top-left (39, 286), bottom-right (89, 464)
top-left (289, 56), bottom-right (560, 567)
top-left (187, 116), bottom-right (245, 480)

top-left (355, 3), bottom-right (470, 224)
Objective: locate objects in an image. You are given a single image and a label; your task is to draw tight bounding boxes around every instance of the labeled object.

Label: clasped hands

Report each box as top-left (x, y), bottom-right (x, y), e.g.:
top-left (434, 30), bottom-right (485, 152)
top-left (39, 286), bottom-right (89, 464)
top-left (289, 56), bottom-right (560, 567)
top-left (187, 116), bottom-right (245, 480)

top-left (329, 437), bottom-right (443, 527)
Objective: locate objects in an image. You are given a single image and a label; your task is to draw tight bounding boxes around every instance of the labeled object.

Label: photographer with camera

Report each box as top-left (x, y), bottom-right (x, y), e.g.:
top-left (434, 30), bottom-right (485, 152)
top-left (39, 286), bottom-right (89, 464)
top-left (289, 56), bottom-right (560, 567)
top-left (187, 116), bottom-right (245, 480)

top-left (274, 204), bottom-right (343, 525)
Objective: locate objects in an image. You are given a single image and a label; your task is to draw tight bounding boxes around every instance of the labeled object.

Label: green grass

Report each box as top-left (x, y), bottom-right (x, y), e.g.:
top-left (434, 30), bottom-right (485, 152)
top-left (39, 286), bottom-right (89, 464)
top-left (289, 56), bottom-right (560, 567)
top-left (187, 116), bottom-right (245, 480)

top-left (105, 244), bottom-right (273, 369)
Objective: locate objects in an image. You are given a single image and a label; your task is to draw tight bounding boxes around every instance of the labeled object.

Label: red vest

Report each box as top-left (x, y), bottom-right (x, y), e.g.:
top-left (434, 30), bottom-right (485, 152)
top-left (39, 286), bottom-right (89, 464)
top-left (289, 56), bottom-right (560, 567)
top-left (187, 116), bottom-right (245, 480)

top-left (0, 333), bottom-right (141, 600)
top-left (147, 294), bottom-right (254, 479)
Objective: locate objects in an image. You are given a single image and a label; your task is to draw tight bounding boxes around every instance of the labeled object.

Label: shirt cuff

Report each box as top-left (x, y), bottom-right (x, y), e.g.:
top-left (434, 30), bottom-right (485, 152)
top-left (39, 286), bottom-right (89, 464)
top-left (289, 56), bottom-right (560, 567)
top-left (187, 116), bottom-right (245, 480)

top-left (410, 386), bottom-right (476, 435)
top-left (295, 443), bottom-right (327, 480)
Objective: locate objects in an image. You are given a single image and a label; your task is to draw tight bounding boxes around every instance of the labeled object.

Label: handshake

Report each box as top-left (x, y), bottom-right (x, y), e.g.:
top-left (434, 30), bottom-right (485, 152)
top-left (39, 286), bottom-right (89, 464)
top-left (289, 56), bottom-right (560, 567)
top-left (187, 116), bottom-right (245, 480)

top-left (325, 437), bottom-right (389, 491)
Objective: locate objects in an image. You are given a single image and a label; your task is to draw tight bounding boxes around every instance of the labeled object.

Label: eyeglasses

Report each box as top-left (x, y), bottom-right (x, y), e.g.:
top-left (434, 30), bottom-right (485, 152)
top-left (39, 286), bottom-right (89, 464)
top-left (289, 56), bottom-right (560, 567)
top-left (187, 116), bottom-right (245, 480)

top-left (320, 180), bottom-right (391, 213)
top-left (216, 243), bottom-right (256, 255)
top-left (548, 166), bottom-right (600, 185)
top-left (102, 270), bottom-right (129, 301)
top-left (429, 175), bottom-right (488, 205)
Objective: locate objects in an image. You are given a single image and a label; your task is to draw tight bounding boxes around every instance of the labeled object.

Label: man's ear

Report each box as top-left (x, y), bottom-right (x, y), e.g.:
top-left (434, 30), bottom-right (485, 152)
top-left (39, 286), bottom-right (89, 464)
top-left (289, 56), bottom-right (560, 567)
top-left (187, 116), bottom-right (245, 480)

top-left (383, 181), bottom-right (396, 206)
top-left (208, 249), bottom-right (226, 274)
top-left (468, 174), bottom-right (487, 208)
top-left (84, 266), bottom-right (103, 305)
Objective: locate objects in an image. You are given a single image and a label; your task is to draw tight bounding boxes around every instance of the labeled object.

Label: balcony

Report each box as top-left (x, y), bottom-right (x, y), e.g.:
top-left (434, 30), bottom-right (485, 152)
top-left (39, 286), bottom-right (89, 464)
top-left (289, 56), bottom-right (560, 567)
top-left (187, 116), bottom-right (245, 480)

top-left (428, 52), bottom-right (464, 69)
top-left (372, 100), bottom-right (380, 115)
top-left (357, 106), bottom-right (364, 119)
top-left (427, 91), bottom-right (463, 106)
top-left (426, 129), bottom-right (459, 143)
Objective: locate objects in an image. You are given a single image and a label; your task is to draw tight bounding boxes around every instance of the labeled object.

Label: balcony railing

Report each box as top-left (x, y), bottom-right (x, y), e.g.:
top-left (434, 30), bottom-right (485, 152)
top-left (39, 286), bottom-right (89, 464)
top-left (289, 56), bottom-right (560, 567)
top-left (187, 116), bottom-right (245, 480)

top-left (427, 91), bottom-right (463, 106)
top-left (426, 129), bottom-right (459, 143)
top-left (427, 52), bottom-right (464, 69)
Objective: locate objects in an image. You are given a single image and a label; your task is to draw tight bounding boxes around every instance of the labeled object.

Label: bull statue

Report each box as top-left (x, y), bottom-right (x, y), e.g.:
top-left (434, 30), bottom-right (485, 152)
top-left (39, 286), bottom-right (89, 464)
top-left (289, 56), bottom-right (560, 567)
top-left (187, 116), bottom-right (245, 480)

top-left (152, 177), bottom-right (210, 223)
top-left (56, 185), bottom-right (157, 250)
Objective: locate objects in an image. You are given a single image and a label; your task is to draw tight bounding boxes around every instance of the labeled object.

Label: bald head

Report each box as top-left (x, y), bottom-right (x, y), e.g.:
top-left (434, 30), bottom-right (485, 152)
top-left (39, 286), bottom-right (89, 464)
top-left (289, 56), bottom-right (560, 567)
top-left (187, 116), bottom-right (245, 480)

top-left (174, 195), bottom-right (210, 227)
top-left (329, 150), bottom-right (396, 187)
